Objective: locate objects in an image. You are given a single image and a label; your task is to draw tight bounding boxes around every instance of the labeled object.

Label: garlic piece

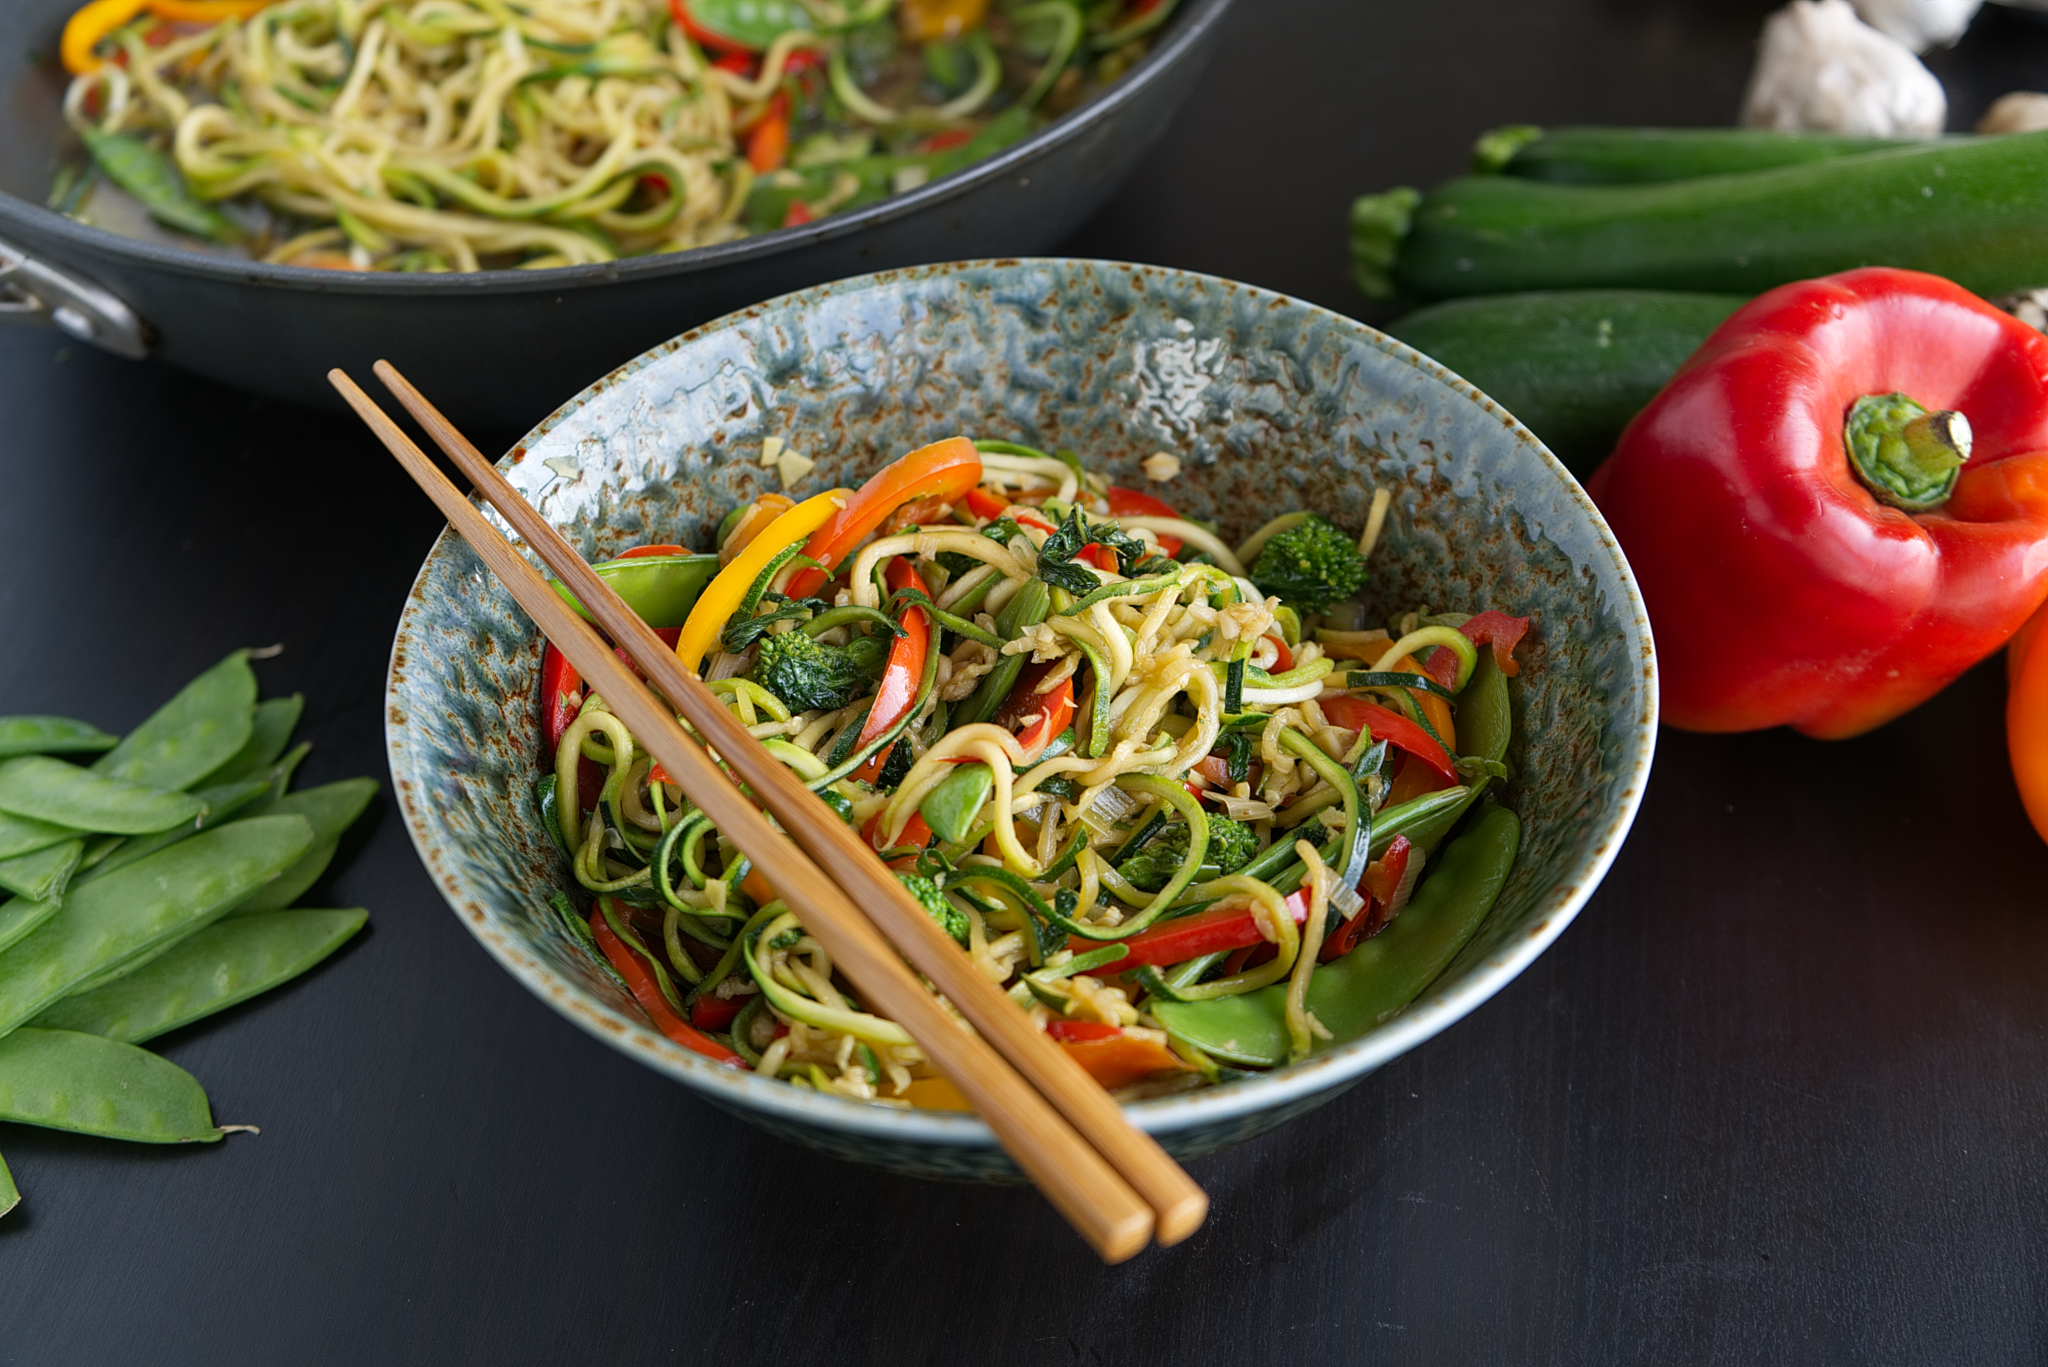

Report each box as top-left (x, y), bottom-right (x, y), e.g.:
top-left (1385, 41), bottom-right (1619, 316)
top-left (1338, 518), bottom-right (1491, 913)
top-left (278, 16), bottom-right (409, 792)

top-left (1141, 451), bottom-right (1182, 482)
top-left (777, 450), bottom-right (815, 489)
top-left (1852, 0), bottom-right (1981, 51)
top-left (1741, 0), bottom-right (1946, 138)
top-left (1978, 91), bottom-right (2048, 134)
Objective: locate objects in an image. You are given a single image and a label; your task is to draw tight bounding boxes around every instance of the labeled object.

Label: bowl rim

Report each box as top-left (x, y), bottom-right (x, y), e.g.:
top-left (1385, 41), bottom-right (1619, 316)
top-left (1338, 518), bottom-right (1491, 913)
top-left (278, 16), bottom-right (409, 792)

top-left (384, 255), bottom-right (1658, 1149)
top-left (0, 0), bottom-right (1232, 296)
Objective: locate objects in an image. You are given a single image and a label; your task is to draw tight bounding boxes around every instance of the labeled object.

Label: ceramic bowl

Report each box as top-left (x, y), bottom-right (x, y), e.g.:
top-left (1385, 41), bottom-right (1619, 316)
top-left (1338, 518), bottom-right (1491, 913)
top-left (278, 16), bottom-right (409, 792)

top-left (384, 258), bottom-right (1657, 1182)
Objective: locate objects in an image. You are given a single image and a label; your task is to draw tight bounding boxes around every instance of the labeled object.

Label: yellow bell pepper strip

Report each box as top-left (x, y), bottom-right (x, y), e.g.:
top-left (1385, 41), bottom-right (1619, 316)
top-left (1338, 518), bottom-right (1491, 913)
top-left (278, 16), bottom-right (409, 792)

top-left (2008, 599), bottom-right (2048, 845)
top-left (783, 438), bottom-right (983, 598)
top-left (63, 0), bottom-right (274, 74)
top-left (62, 0), bottom-right (145, 74)
top-left (675, 490), bottom-right (845, 673)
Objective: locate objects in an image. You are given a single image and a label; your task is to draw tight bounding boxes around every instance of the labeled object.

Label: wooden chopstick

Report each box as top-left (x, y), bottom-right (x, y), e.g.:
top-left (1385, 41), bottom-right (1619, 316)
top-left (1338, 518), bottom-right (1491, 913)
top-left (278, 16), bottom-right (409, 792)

top-left (367, 359), bottom-right (1211, 1247)
top-left (331, 369), bottom-right (1157, 1264)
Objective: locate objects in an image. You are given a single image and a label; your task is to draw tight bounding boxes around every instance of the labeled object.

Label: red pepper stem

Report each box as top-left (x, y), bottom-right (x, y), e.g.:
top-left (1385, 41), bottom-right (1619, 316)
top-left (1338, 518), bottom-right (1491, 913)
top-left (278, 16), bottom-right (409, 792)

top-left (1844, 392), bottom-right (1971, 512)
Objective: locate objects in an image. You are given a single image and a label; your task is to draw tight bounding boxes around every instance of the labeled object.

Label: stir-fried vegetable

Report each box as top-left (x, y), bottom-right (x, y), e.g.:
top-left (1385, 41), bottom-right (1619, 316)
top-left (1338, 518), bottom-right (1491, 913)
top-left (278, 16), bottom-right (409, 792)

top-left (532, 437), bottom-right (1534, 1106)
top-left (53, 0), bottom-right (1182, 271)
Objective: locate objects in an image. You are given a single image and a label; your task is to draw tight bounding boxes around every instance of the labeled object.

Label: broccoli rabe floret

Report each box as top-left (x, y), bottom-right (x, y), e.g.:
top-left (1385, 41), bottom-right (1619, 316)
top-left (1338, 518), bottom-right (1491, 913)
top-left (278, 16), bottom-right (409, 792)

top-left (750, 629), bottom-right (887, 713)
top-left (1116, 816), bottom-right (1260, 892)
top-left (1249, 513), bottom-right (1369, 611)
top-left (898, 873), bottom-right (969, 946)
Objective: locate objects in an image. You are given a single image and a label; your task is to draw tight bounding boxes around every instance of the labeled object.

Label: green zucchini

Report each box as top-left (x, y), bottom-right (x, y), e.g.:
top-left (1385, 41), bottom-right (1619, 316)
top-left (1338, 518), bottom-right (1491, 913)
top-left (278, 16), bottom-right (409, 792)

top-left (1355, 130), bottom-right (2048, 302)
top-left (1475, 125), bottom-right (1948, 184)
top-left (1387, 290), bottom-right (1744, 474)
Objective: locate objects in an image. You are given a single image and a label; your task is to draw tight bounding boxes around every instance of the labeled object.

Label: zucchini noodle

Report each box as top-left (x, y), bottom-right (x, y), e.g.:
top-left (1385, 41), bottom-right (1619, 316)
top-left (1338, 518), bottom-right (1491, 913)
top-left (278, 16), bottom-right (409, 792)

top-left (54, 0), bottom-right (1185, 272)
top-left (530, 433), bottom-right (1528, 1105)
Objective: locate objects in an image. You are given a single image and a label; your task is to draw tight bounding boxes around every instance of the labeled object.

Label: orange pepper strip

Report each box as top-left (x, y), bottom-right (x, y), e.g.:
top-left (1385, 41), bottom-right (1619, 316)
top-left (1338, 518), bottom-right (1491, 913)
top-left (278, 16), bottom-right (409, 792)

top-left (745, 93), bottom-right (790, 172)
top-left (1056, 1034), bottom-right (1190, 1090)
top-left (2008, 599), bottom-right (2048, 845)
top-left (145, 0), bottom-right (275, 20)
top-left (783, 437), bottom-right (982, 598)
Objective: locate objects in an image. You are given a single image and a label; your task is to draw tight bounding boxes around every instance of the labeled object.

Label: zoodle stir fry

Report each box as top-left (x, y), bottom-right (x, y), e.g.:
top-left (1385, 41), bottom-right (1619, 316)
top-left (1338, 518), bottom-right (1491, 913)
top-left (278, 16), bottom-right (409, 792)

top-left (53, 0), bottom-right (1178, 270)
top-left (537, 438), bottom-right (1530, 1106)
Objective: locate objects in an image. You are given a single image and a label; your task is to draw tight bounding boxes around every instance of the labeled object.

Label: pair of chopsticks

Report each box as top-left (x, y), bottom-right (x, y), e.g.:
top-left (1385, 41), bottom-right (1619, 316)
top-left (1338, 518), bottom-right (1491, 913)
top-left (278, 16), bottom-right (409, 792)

top-left (333, 362), bottom-right (1207, 1263)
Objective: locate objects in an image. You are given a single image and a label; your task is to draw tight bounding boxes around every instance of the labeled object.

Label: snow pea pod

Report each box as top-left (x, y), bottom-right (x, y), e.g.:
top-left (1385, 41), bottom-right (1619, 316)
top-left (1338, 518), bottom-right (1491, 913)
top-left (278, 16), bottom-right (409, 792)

top-left (551, 554), bottom-right (721, 630)
top-left (0, 716), bottom-right (117, 759)
top-left (1458, 650), bottom-right (1513, 766)
top-left (0, 756), bottom-right (207, 835)
top-left (80, 129), bottom-right (241, 245)
top-left (227, 841), bottom-right (336, 917)
top-left (202, 695), bottom-right (303, 787)
top-left (920, 762), bottom-right (994, 845)
top-left (0, 1149), bottom-right (15, 1218)
top-left (0, 815), bottom-right (314, 1036)
top-left (0, 896), bottom-right (61, 958)
top-left (0, 839), bottom-right (82, 902)
top-left (95, 651), bottom-right (256, 792)
top-left (224, 779), bottom-right (375, 915)
top-left (75, 768), bottom-right (281, 888)
top-left (0, 1027), bottom-right (222, 1143)
top-left (0, 811), bottom-right (84, 861)
top-left (1152, 804), bottom-right (1521, 1066)
top-left (30, 908), bottom-right (366, 1044)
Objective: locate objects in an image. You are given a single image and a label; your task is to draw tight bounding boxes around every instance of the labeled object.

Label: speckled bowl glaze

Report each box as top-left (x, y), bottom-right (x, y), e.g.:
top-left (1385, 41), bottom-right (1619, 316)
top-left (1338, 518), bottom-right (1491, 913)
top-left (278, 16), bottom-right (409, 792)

top-left (385, 259), bottom-right (1657, 1182)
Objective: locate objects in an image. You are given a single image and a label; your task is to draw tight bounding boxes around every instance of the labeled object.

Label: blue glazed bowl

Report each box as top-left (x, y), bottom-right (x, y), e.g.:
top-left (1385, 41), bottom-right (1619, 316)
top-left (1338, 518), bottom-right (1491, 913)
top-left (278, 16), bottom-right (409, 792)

top-left (384, 259), bottom-right (1657, 1182)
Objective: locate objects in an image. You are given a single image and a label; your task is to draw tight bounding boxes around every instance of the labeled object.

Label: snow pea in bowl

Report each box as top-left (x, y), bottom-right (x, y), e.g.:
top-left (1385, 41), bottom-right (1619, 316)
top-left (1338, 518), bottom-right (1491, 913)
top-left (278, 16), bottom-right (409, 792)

top-left (384, 258), bottom-right (1656, 1181)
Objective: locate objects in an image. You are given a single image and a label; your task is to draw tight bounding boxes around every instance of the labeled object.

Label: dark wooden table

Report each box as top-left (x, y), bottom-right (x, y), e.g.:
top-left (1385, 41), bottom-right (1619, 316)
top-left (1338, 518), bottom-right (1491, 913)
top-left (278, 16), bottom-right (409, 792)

top-left (7, 2), bottom-right (2048, 1361)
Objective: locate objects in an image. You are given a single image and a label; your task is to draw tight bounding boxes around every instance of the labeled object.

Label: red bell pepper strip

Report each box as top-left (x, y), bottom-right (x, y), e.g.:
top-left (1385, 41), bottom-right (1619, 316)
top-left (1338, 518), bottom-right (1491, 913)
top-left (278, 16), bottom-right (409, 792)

top-left (690, 993), bottom-right (745, 1032)
top-left (618, 543), bottom-right (688, 559)
top-left (987, 657), bottom-right (1076, 761)
top-left (1588, 267), bottom-right (2048, 738)
top-left (1094, 904), bottom-right (1271, 972)
top-left (784, 438), bottom-right (983, 597)
top-left (1010, 677), bottom-right (1075, 761)
top-left (863, 809), bottom-right (934, 852)
top-left (1460, 611), bottom-right (1529, 674)
top-left (851, 559), bottom-right (932, 784)
top-left (1106, 485), bottom-right (1183, 555)
top-left (591, 909), bottom-right (745, 1066)
top-left (1264, 635), bottom-right (1294, 673)
top-left (1423, 612), bottom-right (1529, 684)
top-left (1045, 1018), bottom-right (1121, 1042)
top-left (1320, 835), bottom-right (1413, 961)
top-left (1318, 695), bottom-right (1459, 788)
top-left (541, 643), bottom-right (583, 753)
top-left (964, 487), bottom-right (1011, 520)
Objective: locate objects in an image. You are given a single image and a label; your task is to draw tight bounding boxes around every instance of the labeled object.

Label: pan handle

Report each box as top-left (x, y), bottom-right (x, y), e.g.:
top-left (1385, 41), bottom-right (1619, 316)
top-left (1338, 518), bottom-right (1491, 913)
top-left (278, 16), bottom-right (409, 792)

top-left (0, 234), bottom-right (149, 360)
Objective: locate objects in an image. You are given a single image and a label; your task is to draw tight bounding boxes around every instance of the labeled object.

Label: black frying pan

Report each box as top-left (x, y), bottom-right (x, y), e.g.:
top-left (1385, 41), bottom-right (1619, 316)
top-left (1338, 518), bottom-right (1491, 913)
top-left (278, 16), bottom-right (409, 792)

top-left (0, 0), bottom-right (1230, 426)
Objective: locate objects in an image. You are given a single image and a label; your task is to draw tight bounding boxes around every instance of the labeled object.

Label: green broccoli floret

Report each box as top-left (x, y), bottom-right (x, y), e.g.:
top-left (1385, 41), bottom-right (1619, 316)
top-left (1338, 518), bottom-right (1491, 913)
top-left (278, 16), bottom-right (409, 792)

top-left (898, 873), bottom-right (968, 945)
top-left (1116, 816), bottom-right (1260, 892)
top-left (1248, 513), bottom-right (1369, 611)
top-left (751, 629), bottom-right (886, 713)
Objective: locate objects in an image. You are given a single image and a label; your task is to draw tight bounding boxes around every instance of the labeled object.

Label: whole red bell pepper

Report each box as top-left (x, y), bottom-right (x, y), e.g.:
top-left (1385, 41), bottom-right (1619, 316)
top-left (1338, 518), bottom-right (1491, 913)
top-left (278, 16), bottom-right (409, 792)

top-left (1589, 268), bottom-right (2048, 738)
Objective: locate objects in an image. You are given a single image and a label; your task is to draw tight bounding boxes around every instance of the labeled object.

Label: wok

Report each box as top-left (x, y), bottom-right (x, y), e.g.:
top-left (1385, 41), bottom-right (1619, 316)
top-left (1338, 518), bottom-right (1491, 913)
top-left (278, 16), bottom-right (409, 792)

top-left (0, 0), bottom-right (1230, 427)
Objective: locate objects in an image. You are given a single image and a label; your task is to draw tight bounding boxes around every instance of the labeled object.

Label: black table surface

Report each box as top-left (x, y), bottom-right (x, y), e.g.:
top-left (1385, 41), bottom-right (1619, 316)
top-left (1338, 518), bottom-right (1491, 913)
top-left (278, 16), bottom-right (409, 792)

top-left (8, 2), bottom-right (2048, 1362)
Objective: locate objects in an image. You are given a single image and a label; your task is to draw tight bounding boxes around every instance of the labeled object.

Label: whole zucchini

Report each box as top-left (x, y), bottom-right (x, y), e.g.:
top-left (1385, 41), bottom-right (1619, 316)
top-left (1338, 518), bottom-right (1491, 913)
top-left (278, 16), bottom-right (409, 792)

top-left (1387, 290), bottom-right (1744, 476)
top-left (1353, 130), bottom-right (2048, 302)
top-left (1473, 124), bottom-right (1950, 185)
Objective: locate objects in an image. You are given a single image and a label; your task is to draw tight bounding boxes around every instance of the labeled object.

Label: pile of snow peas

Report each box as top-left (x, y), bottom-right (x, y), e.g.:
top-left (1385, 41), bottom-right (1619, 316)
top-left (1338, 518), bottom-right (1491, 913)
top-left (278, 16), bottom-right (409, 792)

top-left (0, 652), bottom-right (375, 1220)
